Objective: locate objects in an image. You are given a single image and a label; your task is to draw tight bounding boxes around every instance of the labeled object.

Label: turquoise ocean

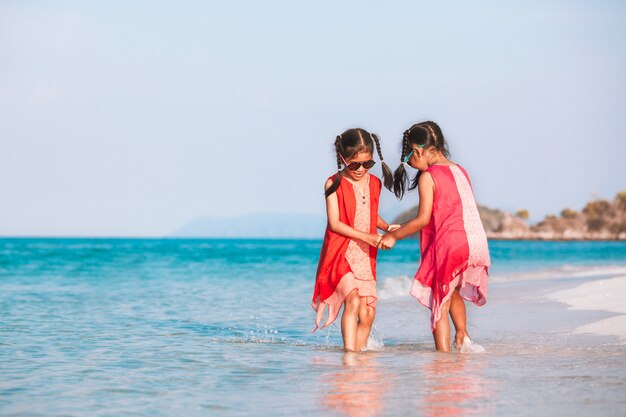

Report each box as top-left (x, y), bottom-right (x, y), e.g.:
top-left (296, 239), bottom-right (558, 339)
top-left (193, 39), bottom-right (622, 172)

top-left (1, 238), bottom-right (626, 416)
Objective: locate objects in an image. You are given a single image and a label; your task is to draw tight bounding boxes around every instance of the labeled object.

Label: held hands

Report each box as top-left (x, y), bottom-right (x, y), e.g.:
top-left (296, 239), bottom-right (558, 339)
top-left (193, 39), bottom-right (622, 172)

top-left (366, 233), bottom-right (384, 248)
top-left (378, 233), bottom-right (397, 250)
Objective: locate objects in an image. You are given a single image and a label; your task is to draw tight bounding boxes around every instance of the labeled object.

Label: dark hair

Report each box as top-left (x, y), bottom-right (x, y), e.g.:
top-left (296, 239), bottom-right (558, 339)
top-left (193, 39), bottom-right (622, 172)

top-left (325, 128), bottom-right (393, 197)
top-left (393, 121), bottom-right (450, 199)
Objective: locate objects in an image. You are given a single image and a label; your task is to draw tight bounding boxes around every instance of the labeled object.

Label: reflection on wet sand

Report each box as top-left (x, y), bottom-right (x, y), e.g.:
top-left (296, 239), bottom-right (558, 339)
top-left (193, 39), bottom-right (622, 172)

top-left (322, 353), bottom-right (390, 417)
top-left (420, 353), bottom-right (495, 417)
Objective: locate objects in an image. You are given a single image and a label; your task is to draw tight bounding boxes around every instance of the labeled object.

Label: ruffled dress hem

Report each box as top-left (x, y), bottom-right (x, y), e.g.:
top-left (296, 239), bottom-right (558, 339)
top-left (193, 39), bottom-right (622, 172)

top-left (312, 272), bottom-right (377, 331)
top-left (409, 263), bottom-right (488, 333)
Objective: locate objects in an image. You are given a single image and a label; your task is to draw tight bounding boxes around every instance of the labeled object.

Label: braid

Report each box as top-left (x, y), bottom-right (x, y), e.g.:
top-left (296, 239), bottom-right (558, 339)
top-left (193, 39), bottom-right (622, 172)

top-left (402, 131), bottom-right (410, 160)
top-left (370, 133), bottom-right (393, 191)
top-left (393, 129), bottom-right (410, 199)
top-left (371, 133), bottom-right (383, 161)
top-left (325, 135), bottom-right (343, 198)
top-left (335, 135), bottom-right (343, 171)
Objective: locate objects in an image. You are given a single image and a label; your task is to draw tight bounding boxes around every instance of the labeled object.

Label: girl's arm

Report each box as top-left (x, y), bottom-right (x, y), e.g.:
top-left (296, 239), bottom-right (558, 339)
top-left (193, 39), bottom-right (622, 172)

top-left (325, 178), bottom-right (381, 248)
top-left (377, 216), bottom-right (400, 232)
top-left (378, 172), bottom-right (435, 249)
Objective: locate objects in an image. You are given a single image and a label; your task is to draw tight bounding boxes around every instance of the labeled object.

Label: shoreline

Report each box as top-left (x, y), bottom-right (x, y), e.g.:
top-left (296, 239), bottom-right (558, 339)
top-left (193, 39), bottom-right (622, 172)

top-left (547, 274), bottom-right (626, 342)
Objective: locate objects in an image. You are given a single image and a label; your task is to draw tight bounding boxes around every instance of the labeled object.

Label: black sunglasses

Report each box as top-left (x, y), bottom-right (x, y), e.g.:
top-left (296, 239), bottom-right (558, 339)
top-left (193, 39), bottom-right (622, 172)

top-left (341, 156), bottom-right (376, 171)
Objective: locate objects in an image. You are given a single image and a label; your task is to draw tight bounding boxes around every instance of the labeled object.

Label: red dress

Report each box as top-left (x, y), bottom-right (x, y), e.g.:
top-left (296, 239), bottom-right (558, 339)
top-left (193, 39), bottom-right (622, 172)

top-left (409, 165), bottom-right (490, 332)
top-left (312, 173), bottom-right (381, 331)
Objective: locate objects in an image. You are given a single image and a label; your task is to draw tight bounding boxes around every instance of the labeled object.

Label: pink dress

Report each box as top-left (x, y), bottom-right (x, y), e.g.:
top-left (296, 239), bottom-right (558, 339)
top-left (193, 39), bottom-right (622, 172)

top-left (409, 164), bottom-right (490, 332)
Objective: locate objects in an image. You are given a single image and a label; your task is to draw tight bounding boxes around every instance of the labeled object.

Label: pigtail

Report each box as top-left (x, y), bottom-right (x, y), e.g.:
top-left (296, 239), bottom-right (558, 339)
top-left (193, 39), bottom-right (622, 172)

top-left (409, 171), bottom-right (421, 191)
top-left (324, 135), bottom-right (343, 198)
top-left (370, 133), bottom-right (393, 191)
top-left (393, 132), bottom-right (410, 199)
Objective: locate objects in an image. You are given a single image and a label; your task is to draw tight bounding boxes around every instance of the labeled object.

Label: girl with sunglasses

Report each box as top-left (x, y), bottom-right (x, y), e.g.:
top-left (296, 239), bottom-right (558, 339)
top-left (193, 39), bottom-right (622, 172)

top-left (378, 121), bottom-right (490, 353)
top-left (312, 128), bottom-right (397, 351)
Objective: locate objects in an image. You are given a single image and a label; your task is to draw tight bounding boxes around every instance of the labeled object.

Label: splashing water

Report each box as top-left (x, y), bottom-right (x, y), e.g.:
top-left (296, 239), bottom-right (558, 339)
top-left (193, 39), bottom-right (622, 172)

top-left (364, 325), bottom-right (385, 351)
top-left (454, 336), bottom-right (486, 354)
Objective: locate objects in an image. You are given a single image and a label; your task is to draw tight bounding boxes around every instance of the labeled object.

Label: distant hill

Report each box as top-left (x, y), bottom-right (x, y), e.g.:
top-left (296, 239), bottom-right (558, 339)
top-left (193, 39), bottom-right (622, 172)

top-left (392, 191), bottom-right (626, 241)
top-left (171, 213), bottom-right (326, 238)
top-left (173, 192), bottom-right (626, 240)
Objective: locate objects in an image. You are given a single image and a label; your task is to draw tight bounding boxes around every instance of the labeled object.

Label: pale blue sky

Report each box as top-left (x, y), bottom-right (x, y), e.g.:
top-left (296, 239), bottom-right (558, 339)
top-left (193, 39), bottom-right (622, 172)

top-left (1, 1), bottom-right (625, 236)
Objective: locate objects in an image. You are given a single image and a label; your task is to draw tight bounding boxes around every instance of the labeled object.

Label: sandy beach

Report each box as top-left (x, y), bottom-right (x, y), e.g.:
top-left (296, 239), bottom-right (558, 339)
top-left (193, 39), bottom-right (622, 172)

top-left (548, 273), bottom-right (626, 341)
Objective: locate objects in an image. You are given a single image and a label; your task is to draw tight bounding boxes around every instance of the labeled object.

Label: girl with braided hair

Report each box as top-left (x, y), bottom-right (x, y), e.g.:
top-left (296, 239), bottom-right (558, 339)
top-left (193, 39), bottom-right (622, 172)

top-left (378, 121), bottom-right (490, 353)
top-left (312, 128), bottom-right (397, 351)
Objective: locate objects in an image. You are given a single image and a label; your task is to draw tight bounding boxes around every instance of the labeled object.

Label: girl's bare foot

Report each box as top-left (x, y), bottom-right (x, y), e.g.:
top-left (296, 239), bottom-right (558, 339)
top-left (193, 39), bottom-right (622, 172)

top-left (454, 329), bottom-right (468, 347)
top-left (454, 334), bottom-right (486, 353)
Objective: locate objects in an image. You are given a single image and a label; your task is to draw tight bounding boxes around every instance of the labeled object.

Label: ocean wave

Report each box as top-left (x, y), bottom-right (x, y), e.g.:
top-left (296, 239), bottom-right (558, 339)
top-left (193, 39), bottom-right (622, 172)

top-left (377, 276), bottom-right (413, 300)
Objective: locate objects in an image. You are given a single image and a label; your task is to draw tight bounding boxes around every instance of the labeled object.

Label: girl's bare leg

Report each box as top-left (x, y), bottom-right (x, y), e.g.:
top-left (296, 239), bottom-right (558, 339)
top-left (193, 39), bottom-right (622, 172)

top-left (433, 299), bottom-right (452, 352)
top-left (341, 289), bottom-right (361, 352)
top-left (355, 298), bottom-right (375, 351)
top-left (450, 289), bottom-right (469, 345)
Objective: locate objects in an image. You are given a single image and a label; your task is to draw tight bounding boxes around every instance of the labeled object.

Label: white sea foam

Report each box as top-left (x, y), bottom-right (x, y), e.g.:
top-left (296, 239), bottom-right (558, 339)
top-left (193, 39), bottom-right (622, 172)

top-left (377, 276), bottom-right (412, 300)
